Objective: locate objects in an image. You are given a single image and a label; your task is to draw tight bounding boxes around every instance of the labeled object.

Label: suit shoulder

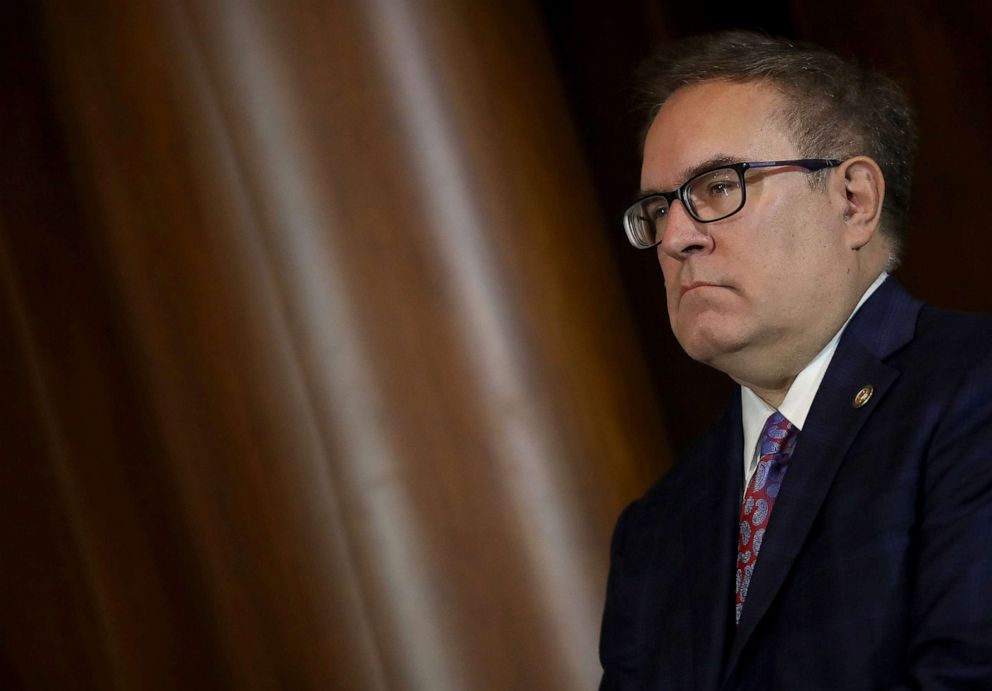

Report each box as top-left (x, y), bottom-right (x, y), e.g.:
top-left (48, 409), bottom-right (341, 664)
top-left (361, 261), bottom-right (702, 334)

top-left (880, 305), bottom-right (992, 443)
top-left (620, 400), bottom-right (740, 527)
top-left (903, 305), bottom-right (992, 376)
top-left (916, 304), bottom-right (992, 341)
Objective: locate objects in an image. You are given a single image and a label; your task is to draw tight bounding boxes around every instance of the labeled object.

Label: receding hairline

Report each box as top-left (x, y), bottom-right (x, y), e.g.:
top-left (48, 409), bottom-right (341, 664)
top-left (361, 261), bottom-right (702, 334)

top-left (640, 76), bottom-right (833, 158)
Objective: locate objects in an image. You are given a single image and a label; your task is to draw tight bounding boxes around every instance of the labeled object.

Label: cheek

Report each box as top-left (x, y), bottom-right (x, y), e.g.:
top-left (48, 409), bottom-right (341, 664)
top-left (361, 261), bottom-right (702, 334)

top-left (658, 253), bottom-right (680, 285)
top-left (659, 261), bottom-right (682, 310)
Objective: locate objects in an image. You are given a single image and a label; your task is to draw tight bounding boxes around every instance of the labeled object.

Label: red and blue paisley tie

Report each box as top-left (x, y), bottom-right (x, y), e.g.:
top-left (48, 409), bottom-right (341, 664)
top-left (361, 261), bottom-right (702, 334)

top-left (735, 411), bottom-right (799, 624)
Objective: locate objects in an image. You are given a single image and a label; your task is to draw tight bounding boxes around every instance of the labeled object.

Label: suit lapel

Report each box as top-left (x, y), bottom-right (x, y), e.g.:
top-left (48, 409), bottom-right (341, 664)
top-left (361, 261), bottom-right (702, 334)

top-left (721, 278), bottom-right (922, 684)
top-left (681, 396), bottom-right (744, 690)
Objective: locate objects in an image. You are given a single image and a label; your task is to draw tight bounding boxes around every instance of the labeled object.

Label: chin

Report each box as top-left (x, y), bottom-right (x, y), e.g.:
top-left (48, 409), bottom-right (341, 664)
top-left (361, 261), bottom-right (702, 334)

top-left (674, 323), bottom-right (748, 368)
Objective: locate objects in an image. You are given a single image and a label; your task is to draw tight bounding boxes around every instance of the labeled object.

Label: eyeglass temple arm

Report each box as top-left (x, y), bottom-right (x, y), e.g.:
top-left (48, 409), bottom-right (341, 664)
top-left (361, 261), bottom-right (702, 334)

top-left (745, 158), bottom-right (843, 172)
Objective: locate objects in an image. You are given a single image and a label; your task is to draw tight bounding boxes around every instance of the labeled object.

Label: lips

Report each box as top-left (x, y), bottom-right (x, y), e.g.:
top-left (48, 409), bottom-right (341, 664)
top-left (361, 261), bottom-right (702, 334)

top-left (679, 281), bottom-right (725, 297)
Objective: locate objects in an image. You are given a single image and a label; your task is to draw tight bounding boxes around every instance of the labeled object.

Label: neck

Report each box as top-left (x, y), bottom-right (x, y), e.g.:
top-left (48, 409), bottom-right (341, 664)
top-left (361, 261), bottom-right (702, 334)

top-left (740, 377), bottom-right (794, 409)
top-left (728, 269), bottom-right (887, 409)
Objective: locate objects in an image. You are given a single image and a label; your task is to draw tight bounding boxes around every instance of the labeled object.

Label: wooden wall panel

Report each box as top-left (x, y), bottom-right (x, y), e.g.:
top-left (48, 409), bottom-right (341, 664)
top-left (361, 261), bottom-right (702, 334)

top-left (3, 0), bottom-right (669, 688)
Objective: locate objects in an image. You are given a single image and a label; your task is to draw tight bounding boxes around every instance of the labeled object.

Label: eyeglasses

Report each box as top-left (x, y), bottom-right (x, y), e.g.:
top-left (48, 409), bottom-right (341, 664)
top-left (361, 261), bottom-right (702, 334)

top-left (622, 158), bottom-right (842, 249)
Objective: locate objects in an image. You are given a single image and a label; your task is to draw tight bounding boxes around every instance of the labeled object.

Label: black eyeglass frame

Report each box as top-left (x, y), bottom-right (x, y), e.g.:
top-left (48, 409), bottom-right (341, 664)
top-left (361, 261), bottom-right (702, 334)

top-left (624, 158), bottom-right (844, 249)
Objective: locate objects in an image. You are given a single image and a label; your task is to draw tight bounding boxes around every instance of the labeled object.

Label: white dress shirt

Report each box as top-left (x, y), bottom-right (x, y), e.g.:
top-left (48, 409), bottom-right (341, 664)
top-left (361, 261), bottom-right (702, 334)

top-left (740, 272), bottom-right (888, 487)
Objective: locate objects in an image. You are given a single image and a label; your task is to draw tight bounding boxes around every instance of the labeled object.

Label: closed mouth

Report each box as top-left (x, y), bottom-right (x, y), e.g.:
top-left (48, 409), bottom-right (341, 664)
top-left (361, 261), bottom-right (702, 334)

top-left (680, 282), bottom-right (724, 297)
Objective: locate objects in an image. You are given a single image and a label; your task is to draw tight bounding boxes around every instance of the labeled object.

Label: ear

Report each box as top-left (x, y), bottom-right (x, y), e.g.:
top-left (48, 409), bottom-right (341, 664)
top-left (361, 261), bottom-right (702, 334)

top-left (837, 156), bottom-right (885, 250)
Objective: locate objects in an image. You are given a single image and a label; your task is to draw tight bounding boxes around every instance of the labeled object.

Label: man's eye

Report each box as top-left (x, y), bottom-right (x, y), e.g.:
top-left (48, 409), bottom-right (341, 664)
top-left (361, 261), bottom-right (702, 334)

top-left (640, 199), bottom-right (668, 222)
top-left (706, 181), bottom-right (738, 197)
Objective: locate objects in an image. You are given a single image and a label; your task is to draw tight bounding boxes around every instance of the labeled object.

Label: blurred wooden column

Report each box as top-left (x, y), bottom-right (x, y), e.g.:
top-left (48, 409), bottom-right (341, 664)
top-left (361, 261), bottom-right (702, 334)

top-left (5, 0), bottom-right (671, 688)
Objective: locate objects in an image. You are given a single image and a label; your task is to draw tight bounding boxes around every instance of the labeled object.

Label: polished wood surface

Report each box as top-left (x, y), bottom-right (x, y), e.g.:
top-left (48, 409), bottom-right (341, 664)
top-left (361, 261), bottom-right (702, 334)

top-left (2, 0), bottom-right (666, 688)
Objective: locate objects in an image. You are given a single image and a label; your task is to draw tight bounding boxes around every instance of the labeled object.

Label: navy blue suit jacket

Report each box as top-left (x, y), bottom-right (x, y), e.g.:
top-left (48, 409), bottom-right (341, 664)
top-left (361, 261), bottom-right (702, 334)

top-left (600, 278), bottom-right (992, 690)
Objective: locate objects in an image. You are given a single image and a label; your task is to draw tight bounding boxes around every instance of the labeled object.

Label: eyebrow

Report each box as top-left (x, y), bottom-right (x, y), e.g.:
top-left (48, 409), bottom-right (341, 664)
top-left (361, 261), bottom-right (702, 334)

top-left (638, 154), bottom-right (744, 197)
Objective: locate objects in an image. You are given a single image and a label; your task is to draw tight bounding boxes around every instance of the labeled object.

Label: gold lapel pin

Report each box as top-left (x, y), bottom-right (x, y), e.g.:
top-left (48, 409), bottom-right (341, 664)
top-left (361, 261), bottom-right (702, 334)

top-left (853, 384), bottom-right (874, 409)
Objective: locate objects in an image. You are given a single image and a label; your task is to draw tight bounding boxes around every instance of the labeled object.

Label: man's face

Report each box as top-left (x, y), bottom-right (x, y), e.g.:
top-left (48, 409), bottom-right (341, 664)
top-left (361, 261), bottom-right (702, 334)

top-left (641, 80), bottom-right (854, 382)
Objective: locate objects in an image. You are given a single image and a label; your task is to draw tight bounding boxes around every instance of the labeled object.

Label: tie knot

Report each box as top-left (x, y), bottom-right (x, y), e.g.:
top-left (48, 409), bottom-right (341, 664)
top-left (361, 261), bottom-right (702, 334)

top-left (759, 412), bottom-right (798, 459)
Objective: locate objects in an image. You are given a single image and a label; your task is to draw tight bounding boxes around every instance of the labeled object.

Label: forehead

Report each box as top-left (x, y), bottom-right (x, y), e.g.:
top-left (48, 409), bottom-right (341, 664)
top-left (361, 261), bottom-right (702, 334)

top-left (641, 80), bottom-right (796, 190)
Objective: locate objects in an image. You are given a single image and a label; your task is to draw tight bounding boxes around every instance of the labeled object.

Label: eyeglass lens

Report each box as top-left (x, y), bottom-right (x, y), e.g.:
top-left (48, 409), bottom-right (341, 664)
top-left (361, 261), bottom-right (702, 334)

top-left (687, 168), bottom-right (743, 221)
top-left (624, 166), bottom-right (745, 249)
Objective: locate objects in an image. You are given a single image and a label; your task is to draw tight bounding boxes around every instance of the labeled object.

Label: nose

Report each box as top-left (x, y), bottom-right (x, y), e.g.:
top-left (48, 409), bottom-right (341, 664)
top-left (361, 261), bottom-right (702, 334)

top-left (657, 199), bottom-right (714, 261)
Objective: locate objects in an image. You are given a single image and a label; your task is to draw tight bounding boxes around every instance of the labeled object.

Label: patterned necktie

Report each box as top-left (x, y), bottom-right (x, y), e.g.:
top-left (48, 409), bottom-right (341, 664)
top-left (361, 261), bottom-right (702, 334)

top-left (735, 411), bottom-right (799, 624)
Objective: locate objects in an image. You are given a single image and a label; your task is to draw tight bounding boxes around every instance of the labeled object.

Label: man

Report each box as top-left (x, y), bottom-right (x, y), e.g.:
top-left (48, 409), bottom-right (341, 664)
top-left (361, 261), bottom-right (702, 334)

top-left (599, 32), bottom-right (992, 690)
